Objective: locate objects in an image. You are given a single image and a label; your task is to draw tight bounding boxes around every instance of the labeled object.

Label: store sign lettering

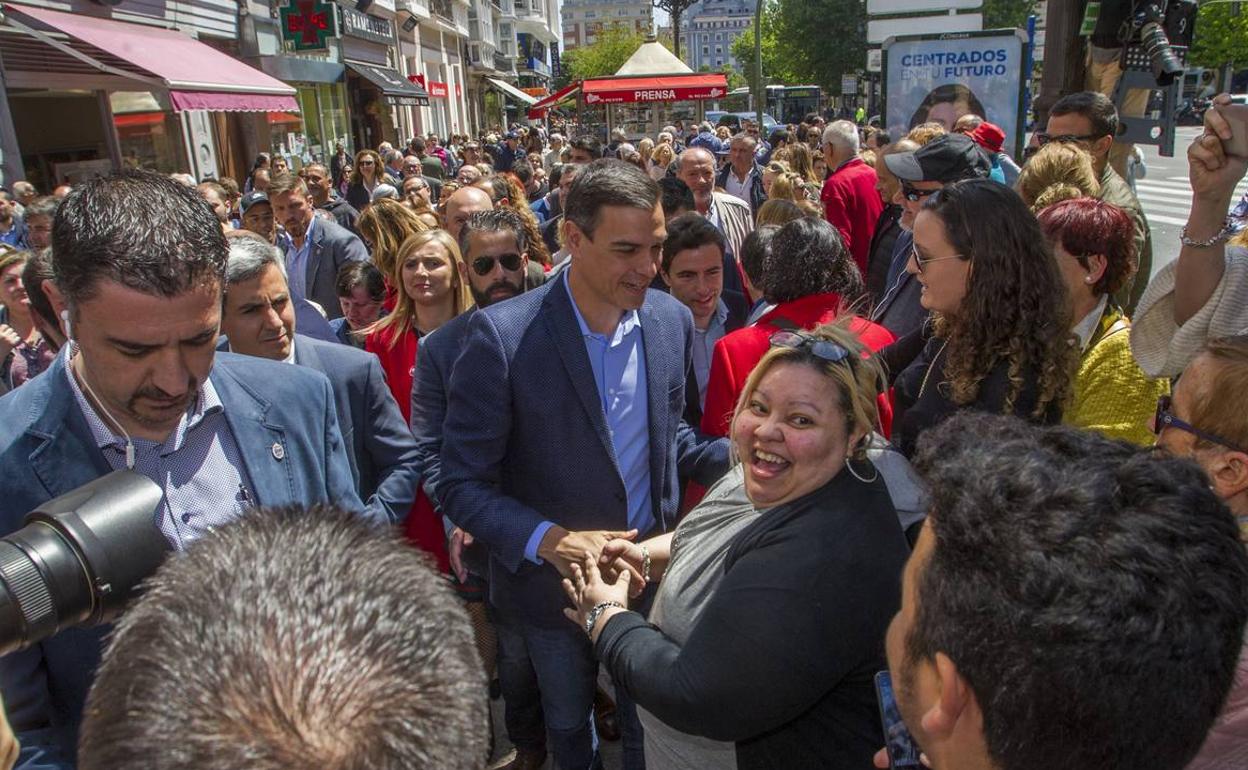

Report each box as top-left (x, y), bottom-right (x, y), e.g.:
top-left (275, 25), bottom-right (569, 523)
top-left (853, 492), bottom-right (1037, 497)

top-left (341, 7), bottom-right (394, 44)
top-left (429, 81), bottom-right (449, 98)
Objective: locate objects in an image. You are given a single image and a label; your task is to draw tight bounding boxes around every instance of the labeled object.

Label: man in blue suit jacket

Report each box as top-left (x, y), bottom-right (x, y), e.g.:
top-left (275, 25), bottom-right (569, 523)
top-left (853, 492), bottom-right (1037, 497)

top-left (218, 233), bottom-right (420, 525)
top-left (0, 171), bottom-right (366, 770)
top-left (439, 160), bottom-right (729, 770)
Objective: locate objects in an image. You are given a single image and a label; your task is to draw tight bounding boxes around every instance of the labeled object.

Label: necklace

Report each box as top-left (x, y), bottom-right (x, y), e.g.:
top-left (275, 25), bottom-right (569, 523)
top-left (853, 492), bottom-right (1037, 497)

top-left (917, 339), bottom-right (950, 401)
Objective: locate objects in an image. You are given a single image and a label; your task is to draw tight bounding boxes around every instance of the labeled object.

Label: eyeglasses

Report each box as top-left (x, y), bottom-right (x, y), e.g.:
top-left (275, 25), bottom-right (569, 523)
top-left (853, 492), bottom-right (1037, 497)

top-left (471, 253), bottom-right (523, 275)
top-left (901, 184), bottom-right (938, 203)
top-left (1153, 395), bottom-right (1247, 452)
top-left (909, 243), bottom-right (965, 273)
top-left (1035, 132), bottom-right (1105, 146)
top-left (770, 330), bottom-right (854, 365)
top-left (358, 160), bottom-right (375, 166)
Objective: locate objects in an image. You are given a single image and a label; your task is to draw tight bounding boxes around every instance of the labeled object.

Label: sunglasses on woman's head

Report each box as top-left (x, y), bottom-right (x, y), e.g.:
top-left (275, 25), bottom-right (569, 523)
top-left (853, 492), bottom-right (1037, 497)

top-left (770, 330), bottom-right (853, 364)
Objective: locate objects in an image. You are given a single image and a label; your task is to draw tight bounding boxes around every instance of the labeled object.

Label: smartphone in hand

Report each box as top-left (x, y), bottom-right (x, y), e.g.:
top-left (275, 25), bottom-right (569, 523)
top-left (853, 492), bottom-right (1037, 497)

top-left (875, 670), bottom-right (924, 769)
top-left (1214, 103), bottom-right (1248, 159)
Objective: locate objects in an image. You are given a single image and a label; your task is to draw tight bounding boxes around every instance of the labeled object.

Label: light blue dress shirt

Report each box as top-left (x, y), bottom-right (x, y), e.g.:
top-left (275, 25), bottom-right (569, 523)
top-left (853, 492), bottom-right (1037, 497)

top-left (692, 298), bottom-right (729, 409)
top-left (523, 270), bottom-right (654, 563)
top-left (285, 215), bottom-right (316, 303)
top-left (65, 350), bottom-right (254, 550)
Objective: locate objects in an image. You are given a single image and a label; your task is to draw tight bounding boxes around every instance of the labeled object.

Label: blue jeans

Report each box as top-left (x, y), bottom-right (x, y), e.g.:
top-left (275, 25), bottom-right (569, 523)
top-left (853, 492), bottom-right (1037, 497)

top-left (496, 615), bottom-right (603, 770)
top-left (494, 612), bottom-right (547, 754)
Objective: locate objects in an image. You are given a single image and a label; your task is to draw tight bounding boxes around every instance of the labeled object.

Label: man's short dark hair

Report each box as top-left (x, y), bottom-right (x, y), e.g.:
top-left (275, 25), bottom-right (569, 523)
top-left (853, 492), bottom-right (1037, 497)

top-left (267, 172), bottom-right (309, 198)
top-left (1049, 91), bottom-right (1119, 139)
top-left (21, 248), bottom-right (57, 329)
top-left (909, 413), bottom-right (1248, 770)
top-left (564, 159), bottom-right (660, 239)
top-left (570, 136), bottom-right (603, 158)
top-left (412, 137), bottom-right (427, 154)
top-left (480, 175), bottom-right (511, 205)
top-left (78, 505), bottom-right (489, 770)
top-left (24, 195), bottom-right (58, 222)
top-left (739, 225), bottom-right (779, 288)
top-left (661, 212), bottom-right (725, 273)
top-left (658, 177), bottom-right (695, 219)
top-left (51, 170), bottom-right (227, 306)
top-left (762, 216), bottom-right (863, 304)
top-left (511, 162), bottom-right (533, 186)
top-left (335, 260), bottom-right (385, 301)
top-left (458, 208), bottom-right (528, 260)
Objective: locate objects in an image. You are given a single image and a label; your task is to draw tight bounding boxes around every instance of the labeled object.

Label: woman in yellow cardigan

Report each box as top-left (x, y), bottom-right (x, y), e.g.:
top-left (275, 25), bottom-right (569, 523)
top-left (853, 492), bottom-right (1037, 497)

top-left (1038, 197), bottom-right (1169, 445)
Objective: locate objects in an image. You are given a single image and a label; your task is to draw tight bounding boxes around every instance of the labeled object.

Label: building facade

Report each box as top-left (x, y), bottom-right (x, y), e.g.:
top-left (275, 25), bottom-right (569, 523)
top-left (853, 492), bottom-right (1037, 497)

top-left (560, 0), bottom-right (651, 51)
top-left (680, 0), bottom-right (755, 73)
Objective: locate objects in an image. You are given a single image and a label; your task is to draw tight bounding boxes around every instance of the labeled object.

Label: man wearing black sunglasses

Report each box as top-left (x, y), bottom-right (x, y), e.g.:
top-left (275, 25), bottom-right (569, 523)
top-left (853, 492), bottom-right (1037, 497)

top-left (872, 133), bottom-right (990, 339)
top-left (1044, 92), bottom-right (1151, 313)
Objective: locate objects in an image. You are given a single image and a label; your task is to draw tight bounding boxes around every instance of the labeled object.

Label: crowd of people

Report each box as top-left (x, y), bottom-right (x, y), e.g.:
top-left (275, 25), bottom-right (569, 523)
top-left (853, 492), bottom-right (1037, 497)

top-left (0, 89), bottom-right (1247, 770)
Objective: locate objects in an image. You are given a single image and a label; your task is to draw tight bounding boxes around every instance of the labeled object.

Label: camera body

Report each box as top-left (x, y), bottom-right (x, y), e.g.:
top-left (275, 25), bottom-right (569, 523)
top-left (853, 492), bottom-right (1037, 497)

top-left (1091, 0), bottom-right (1198, 87)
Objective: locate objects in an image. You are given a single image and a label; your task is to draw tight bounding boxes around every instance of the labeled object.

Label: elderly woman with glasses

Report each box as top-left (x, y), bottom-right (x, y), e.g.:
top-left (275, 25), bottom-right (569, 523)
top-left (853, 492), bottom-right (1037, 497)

top-left (564, 322), bottom-right (910, 770)
top-left (1154, 335), bottom-right (1248, 770)
top-left (1037, 198), bottom-right (1168, 445)
top-left (878, 178), bottom-right (1078, 458)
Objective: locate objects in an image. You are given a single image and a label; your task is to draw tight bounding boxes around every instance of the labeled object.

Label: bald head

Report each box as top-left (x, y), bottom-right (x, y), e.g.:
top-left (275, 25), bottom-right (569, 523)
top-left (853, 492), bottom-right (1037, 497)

top-left (444, 186), bottom-right (495, 240)
top-left (677, 147), bottom-right (717, 212)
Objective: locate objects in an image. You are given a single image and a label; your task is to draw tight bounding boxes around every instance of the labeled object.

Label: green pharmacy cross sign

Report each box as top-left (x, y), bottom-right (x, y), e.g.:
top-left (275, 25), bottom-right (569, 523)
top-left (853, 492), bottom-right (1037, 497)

top-left (281, 0), bottom-right (338, 52)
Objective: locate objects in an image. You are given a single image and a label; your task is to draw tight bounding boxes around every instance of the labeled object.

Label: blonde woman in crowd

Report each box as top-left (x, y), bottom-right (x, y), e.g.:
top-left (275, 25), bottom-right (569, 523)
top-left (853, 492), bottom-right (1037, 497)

top-left (1016, 142), bottom-right (1102, 212)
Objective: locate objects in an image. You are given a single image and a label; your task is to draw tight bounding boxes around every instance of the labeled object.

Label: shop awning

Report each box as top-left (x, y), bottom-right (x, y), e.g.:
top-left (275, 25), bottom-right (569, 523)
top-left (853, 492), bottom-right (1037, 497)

top-left (486, 78), bottom-right (538, 106)
top-left (527, 82), bottom-right (580, 119)
top-left (1, 4), bottom-right (298, 112)
top-left (346, 62), bottom-right (429, 106)
top-left (581, 74), bottom-right (729, 105)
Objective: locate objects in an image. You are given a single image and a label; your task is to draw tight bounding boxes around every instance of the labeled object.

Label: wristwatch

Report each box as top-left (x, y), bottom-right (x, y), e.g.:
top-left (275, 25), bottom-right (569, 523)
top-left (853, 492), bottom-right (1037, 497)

top-left (585, 600), bottom-right (626, 637)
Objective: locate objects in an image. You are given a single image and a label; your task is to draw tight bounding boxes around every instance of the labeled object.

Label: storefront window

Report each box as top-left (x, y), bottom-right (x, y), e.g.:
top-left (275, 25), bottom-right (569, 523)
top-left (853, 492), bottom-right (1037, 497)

top-left (111, 92), bottom-right (185, 173)
top-left (269, 82), bottom-right (350, 168)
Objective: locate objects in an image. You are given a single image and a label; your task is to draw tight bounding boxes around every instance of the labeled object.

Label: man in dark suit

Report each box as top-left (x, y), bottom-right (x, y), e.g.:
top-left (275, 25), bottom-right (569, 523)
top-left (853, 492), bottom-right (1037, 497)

top-left (0, 171), bottom-right (366, 770)
top-left (218, 233), bottom-right (420, 525)
top-left (657, 213), bottom-right (748, 427)
top-left (268, 173), bottom-right (368, 320)
top-left (411, 207), bottom-right (549, 770)
top-left (438, 160), bottom-right (730, 770)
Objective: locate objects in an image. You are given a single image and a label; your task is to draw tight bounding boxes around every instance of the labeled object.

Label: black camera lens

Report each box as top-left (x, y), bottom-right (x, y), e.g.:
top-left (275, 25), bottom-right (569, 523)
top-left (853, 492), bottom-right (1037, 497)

top-left (0, 470), bottom-right (169, 657)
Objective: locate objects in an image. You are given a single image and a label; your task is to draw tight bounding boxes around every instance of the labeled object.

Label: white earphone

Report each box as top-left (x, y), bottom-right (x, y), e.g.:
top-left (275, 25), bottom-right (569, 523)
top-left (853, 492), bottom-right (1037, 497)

top-left (60, 308), bottom-right (73, 341)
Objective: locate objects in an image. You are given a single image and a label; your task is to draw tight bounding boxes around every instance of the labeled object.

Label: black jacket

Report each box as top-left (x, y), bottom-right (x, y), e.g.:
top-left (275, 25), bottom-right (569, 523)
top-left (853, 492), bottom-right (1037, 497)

top-left (715, 162), bottom-right (767, 216)
top-left (318, 196), bottom-right (360, 234)
top-left (597, 468), bottom-right (909, 769)
top-left (884, 328), bottom-right (1064, 458)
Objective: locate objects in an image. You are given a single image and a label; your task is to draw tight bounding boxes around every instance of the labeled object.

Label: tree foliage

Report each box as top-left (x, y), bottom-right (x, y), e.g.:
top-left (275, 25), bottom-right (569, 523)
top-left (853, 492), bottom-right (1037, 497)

top-left (981, 0), bottom-right (1037, 31)
top-left (654, 0), bottom-right (699, 59)
top-left (729, 0), bottom-right (801, 92)
top-left (563, 25), bottom-right (651, 81)
top-left (1189, 3), bottom-right (1248, 72)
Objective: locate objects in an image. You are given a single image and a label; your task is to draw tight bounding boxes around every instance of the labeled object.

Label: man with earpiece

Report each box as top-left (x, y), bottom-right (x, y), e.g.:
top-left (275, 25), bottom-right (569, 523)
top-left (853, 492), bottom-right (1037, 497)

top-left (0, 170), bottom-right (368, 770)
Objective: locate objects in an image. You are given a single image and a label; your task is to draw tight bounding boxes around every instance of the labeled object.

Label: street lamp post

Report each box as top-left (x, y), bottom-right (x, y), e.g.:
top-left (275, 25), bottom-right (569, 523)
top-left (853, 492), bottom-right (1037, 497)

top-left (754, 0), bottom-right (764, 130)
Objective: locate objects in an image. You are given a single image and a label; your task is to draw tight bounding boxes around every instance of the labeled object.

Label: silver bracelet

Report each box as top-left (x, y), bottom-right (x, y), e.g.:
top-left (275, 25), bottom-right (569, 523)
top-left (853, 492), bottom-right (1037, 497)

top-left (641, 545), bottom-right (651, 583)
top-left (1180, 217), bottom-right (1233, 248)
top-left (585, 600), bottom-right (625, 637)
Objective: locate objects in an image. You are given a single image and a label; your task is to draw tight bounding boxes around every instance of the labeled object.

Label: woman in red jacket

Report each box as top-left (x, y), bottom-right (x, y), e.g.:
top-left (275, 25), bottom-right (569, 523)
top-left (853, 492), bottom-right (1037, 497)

top-left (702, 216), bottom-right (895, 438)
top-left (365, 229), bottom-right (472, 570)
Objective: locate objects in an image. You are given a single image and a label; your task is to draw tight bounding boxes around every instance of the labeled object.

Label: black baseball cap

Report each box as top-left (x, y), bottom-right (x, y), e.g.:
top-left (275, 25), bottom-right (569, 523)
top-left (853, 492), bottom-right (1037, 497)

top-left (239, 191), bottom-right (270, 214)
top-left (884, 133), bottom-right (991, 184)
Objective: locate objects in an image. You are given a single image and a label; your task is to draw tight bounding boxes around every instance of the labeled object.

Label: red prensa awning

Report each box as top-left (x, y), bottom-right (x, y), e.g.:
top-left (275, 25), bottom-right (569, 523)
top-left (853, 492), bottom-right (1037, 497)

top-left (2, 3), bottom-right (298, 113)
top-left (528, 82), bottom-right (581, 119)
top-left (581, 74), bottom-right (728, 105)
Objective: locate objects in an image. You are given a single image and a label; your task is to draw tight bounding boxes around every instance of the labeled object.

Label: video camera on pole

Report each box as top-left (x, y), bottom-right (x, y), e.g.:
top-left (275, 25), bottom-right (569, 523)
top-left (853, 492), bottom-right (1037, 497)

top-left (0, 471), bottom-right (169, 656)
top-left (1091, 0), bottom-right (1198, 87)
